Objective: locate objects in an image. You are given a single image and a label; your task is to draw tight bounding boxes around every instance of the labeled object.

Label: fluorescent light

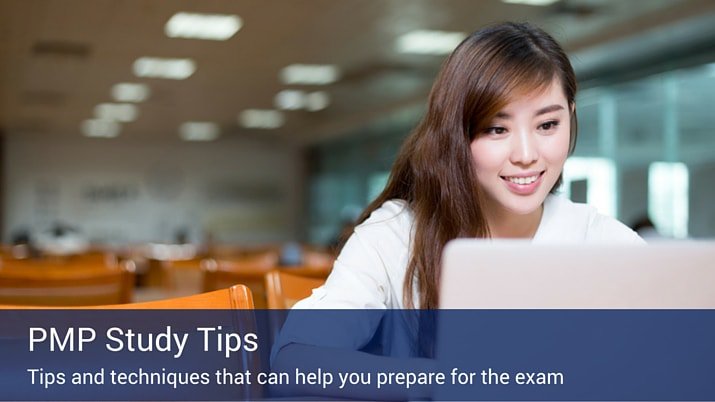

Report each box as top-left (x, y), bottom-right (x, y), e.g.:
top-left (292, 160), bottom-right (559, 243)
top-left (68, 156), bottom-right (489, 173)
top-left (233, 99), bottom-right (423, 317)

top-left (280, 64), bottom-right (339, 85)
top-left (275, 90), bottom-right (306, 110)
top-left (396, 30), bottom-right (467, 55)
top-left (274, 90), bottom-right (330, 111)
top-left (133, 57), bottom-right (196, 80)
top-left (305, 91), bottom-right (330, 111)
top-left (165, 12), bottom-right (242, 41)
top-left (239, 109), bottom-right (285, 129)
top-left (111, 83), bottom-right (150, 102)
top-left (179, 122), bottom-right (220, 141)
top-left (94, 103), bottom-right (138, 122)
top-left (81, 119), bottom-right (120, 138)
top-left (502, 0), bottom-right (559, 5)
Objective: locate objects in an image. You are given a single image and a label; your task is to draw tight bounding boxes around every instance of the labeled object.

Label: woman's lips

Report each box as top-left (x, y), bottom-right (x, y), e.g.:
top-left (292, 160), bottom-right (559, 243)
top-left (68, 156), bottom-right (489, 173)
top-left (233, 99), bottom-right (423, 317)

top-left (500, 171), bottom-right (545, 195)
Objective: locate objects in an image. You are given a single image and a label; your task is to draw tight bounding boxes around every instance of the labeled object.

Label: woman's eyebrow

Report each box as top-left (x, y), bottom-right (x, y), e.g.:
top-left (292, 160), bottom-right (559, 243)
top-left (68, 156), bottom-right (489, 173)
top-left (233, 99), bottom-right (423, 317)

top-left (534, 104), bottom-right (564, 116)
top-left (494, 104), bottom-right (565, 120)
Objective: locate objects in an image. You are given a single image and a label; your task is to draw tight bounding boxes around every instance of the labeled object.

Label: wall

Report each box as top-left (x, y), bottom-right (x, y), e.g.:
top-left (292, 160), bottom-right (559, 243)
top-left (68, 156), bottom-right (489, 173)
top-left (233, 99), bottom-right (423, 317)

top-left (3, 136), bottom-right (303, 246)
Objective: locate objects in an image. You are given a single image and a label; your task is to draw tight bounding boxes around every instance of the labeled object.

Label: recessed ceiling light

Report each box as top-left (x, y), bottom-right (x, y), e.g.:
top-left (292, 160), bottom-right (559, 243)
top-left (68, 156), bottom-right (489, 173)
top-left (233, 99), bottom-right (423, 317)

top-left (133, 57), bottom-right (196, 80)
top-left (305, 91), bottom-right (330, 111)
top-left (165, 12), bottom-right (242, 41)
top-left (275, 90), bottom-right (306, 110)
top-left (111, 83), bottom-right (150, 102)
top-left (239, 109), bottom-right (285, 129)
top-left (81, 119), bottom-right (120, 138)
top-left (179, 122), bottom-right (220, 141)
top-left (280, 64), bottom-right (340, 85)
top-left (501, 0), bottom-right (559, 5)
top-left (396, 30), bottom-right (467, 55)
top-left (94, 103), bottom-right (139, 122)
top-left (274, 90), bottom-right (331, 111)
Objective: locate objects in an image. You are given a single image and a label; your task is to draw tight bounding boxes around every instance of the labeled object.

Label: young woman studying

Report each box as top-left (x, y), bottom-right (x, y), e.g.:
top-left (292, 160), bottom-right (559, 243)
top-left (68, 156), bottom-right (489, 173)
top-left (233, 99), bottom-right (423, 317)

top-left (271, 21), bottom-right (643, 400)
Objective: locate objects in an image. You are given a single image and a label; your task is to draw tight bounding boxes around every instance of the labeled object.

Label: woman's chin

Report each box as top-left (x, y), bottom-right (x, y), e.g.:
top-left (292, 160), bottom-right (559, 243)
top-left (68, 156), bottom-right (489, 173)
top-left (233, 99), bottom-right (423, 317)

top-left (500, 195), bottom-right (546, 217)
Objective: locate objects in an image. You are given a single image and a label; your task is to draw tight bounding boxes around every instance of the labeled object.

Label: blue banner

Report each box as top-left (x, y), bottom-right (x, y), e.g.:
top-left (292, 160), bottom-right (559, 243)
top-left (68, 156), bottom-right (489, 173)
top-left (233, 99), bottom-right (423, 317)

top-left (0, 309), bottom-right (713, 401)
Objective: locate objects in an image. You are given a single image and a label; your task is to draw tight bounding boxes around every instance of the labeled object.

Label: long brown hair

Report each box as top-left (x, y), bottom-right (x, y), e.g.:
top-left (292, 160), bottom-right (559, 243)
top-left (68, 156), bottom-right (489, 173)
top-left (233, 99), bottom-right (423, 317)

top-left (353, 22), bottom-right (578, 309)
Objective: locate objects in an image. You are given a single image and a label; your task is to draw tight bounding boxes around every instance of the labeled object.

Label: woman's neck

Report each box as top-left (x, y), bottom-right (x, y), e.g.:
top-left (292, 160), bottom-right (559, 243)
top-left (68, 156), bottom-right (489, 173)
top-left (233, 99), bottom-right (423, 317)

top-left (485, 203), bottom-right (544, 239)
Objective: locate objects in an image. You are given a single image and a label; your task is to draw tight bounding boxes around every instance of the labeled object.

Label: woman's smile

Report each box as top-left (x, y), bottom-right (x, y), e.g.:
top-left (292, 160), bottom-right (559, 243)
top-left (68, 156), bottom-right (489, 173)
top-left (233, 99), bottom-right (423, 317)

top-left (500, 170), bottom-right (545, 195)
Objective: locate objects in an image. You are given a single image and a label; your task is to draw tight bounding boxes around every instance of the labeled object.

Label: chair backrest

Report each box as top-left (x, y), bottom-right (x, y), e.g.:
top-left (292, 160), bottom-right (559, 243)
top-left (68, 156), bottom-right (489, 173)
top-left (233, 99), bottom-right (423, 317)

top-left (202, 257), bottom-right (277, 309)
top-left (159, 258), bottom-right (204, 297)
top-left (265, 270), bottom-right (326, 309)
top-left (302, 249), bottom-right (336, 269)
top-left (0, 284), bottom-right (253, 309)
top-left (108, 284), bottom-right (254, 309)
top-left (0, 260), bottom-right (135, 306)
top-left (277, 265), bottom-right (332, 279)
top-left (0, 284), bottom-right (258, 399)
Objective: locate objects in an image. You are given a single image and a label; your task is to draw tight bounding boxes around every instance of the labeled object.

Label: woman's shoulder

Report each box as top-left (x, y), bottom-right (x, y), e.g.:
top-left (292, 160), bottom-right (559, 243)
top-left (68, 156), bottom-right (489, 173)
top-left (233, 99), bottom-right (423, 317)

top-left (348, 199), bottom-right (414, 276)
top-left (355, 199), bottom-right (414, 238)
top-left (538, 194), bottom-right (644, 244)
top-left (291, 199), bottom-right (413, 310)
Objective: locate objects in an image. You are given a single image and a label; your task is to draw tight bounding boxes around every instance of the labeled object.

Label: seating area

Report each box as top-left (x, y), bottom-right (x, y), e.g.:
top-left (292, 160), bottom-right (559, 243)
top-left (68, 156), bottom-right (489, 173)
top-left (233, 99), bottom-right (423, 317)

top-left (0, 256), bottom-right (134, 306)
top-left (0, 244), bottom-right (334, 308)
top-left (265, 270), bottom-right (326, 309)
top-left (0, 284), bottom-right (254, 310)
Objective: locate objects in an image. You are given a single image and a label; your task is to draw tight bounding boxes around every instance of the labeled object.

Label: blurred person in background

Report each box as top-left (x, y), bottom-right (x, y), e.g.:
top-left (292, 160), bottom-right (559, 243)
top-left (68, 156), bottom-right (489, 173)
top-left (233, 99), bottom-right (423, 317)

top-left (34, 221), bottom-right (90, 256)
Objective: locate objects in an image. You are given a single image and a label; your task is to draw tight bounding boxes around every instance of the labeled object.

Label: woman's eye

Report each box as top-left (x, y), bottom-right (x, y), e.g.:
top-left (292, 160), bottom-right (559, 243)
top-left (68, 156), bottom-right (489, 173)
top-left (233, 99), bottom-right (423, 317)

top-left (539, 121), bottom-right (559, 131)
top-left (484, 126), bottom-right (507, 135)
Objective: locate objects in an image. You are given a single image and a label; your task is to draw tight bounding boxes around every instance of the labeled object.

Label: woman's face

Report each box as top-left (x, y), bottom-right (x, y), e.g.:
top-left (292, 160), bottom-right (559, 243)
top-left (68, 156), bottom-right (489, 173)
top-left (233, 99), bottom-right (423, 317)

top-left (470, 78), bottom-right (571, 218)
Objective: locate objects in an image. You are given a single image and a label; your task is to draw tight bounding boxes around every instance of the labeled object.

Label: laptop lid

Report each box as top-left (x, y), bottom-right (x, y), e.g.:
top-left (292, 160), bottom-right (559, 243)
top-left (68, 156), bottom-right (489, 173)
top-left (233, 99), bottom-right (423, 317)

top-left (439, 240), bottom-right (715, 309)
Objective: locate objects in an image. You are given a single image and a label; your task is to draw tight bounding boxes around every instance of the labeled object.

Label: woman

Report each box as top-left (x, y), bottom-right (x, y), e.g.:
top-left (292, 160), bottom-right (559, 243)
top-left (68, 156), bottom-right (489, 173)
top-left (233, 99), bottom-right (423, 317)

top-left (295, 22), bottom-right (641, 311)
top-left (271, 21), bottom-right (642, 399)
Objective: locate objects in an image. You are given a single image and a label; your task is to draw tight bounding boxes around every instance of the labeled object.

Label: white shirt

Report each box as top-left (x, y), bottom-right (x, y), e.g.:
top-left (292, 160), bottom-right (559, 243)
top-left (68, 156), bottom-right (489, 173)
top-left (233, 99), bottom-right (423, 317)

top-left (293, 194), bottom-right (644, 310)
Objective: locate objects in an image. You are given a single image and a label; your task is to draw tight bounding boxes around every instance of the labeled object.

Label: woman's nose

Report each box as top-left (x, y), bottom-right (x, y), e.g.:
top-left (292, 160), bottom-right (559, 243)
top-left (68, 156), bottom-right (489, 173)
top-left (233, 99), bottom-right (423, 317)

top-left (510, 129), bottom-right (539, 165)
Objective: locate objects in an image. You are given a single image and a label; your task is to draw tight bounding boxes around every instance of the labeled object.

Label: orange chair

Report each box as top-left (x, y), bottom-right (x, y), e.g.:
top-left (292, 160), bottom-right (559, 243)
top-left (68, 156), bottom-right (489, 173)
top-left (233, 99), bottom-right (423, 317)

top-left (278, 265), bottom-right (332, 280)
top-left (0, 284), bottom-right (258, 399)
top-left (0, 260), bottom-right (135, 306)
top-left (159, 258), bottom-right (205, 297)
top-left (106, 284), bottom-right (253, 309)
top-left (202, 254), bottom-right (278, 309)
top-left (0, 284), bottom-right (254, 310)
top-left (302, 249), bottom-right (336, 269)
top-left (265, 270), bottom-right (326, 309)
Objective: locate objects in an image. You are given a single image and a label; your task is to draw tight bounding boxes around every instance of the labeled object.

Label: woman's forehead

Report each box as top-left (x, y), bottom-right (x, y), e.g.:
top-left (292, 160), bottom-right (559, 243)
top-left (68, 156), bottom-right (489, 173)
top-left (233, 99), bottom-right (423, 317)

top-left (500, 78), bottom-right (568, 112)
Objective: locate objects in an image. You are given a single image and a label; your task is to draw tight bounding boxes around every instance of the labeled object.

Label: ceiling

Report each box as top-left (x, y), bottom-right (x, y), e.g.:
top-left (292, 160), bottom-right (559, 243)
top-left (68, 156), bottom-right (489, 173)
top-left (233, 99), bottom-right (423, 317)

top-left (1, 0), bottom-right (714, 145)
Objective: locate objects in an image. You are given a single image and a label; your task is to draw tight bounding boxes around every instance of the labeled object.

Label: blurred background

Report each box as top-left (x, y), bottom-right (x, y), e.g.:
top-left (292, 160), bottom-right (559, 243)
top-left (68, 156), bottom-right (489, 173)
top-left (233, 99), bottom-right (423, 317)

top-left (1, 0), bottom-right (714, 258)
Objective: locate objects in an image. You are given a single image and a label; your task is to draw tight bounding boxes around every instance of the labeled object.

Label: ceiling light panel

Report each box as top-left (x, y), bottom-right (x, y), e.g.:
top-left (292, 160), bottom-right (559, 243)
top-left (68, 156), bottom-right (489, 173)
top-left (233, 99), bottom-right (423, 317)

top-left (239, 109), bottom-right (285, 129)
top-left (305, 91), bottom-right (330, 111)
top-left (81, 119), bottom-right (120, 138)
top-left (179, 122), bottom-right (220, 141)
top-left (396, 30), bottom-right (467, 55)
top-left (112, 83), bottom-right (150, 102)
top-left (133, 57), bottom-right (196, 80)
top-left (275, 90), bottom-right (306, 110)
top-left (275, 90), bottom-right (331, 111)
top-left (280, 64), bottom-right (340, 85)
top-left (94, 103), bottom-right (139, 122)
top-left (165, 12), bottom-right (242, 41)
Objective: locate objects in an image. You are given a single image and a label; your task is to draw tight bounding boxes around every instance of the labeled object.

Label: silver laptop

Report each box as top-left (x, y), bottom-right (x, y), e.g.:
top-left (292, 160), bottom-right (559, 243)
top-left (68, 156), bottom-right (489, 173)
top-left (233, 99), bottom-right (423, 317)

top-left (440, 240), bottom-right (715, 309)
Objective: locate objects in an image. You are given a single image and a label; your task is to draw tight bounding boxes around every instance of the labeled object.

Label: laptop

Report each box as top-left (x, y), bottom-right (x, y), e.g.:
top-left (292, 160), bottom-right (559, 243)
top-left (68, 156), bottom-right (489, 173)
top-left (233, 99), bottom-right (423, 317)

top-left (440, 240), bottom-right (715, 308)
top-left (433, 241), bottom-right (715, 400)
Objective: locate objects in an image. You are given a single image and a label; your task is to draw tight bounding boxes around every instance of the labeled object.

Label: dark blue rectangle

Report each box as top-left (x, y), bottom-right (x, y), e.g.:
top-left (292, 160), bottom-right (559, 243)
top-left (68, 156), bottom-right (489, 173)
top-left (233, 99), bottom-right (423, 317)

top-left (0, 309), bottom-right (713, 401)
